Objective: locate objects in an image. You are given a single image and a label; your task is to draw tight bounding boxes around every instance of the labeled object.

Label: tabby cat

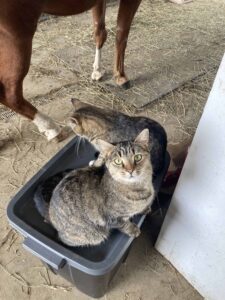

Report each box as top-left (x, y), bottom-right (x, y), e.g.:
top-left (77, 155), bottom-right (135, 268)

top-left (35, 129), bottom-right (155, 247)
top-left (69, 99), bottom-right (167, 175)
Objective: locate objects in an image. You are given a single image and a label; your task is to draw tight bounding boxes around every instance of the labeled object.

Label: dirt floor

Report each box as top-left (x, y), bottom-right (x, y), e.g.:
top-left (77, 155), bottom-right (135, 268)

top-left (1, 0), bottom-right (225, 299)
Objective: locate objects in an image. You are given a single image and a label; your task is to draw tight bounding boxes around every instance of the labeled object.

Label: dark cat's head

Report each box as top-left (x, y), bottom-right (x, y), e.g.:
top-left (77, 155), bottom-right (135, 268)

top-left (69, 98), bottom-right (110, 139)
top-left (94, 129), bottom-right (153, 184)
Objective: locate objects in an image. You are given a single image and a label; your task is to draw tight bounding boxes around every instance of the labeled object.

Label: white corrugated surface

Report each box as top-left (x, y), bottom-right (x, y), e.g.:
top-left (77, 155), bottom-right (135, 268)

top-left (156, 54), bottom-right (225, 300)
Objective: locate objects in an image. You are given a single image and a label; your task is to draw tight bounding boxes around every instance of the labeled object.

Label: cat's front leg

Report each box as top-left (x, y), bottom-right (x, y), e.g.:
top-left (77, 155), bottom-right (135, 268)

top-left (89, 156), bottom-right (105, 168)
top-left (120, 220), bottom-right (141, 238)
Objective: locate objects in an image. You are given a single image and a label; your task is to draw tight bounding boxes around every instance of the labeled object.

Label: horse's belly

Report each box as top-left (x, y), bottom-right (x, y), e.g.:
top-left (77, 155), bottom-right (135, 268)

top-left (43, 0), bottom-right (97, 16)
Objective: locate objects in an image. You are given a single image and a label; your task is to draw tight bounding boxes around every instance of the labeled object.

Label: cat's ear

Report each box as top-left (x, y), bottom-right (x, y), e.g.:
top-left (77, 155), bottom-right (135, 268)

top-left (134, 129), bottom-right (149, 148)
top-left (69, 115), bottom-right (79, 126)
top-left (71, 98), bottom-right (89, 110)
top-left (94, 139), bottom-right (115, 156)
top-left (68, 114), bottom-right (80, 131)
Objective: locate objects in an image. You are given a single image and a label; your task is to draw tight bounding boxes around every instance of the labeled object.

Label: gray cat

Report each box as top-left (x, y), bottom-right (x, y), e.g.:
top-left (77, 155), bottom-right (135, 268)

top-left (69, 99), bottom-right (167, 175)
top-left (35, 129), bottom-right (155, 247)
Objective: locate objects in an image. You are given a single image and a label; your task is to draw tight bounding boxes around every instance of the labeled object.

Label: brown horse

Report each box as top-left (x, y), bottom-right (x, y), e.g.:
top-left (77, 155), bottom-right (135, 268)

top-left (0, 0), bottom-right (141, 140)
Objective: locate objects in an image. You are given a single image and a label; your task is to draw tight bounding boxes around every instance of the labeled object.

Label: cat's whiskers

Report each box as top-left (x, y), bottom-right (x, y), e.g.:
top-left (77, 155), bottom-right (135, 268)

top-left (75, 136), bottom-right (80, 155)
top-left (75, 135), bottom-right (85, 156)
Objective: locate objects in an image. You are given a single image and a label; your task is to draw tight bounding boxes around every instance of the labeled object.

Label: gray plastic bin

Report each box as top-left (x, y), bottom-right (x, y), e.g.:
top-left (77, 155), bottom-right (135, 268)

top-left (7, 137), bottom-right (170, 298)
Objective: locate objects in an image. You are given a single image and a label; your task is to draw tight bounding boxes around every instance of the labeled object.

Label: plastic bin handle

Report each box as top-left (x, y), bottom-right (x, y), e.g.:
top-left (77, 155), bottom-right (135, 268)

top-left (23, 238), bottom-right (66, 270)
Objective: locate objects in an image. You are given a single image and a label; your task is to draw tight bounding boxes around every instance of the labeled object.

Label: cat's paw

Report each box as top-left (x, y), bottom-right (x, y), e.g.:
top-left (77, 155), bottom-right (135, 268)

top-left (89, 160), bottom-right (95, 167)
top-left (129, 226), bottom-right (141, 238)
top-left (123, 223), bottom-right (141, 238)
top-left (89, 157), bottom-right (105, 168)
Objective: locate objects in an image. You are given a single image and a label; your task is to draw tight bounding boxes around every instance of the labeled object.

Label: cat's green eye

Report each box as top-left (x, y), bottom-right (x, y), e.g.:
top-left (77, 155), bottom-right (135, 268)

top-left (114, 158), bottom-right (122, 165)
top-left (134, 154), bottom-right (142, 162)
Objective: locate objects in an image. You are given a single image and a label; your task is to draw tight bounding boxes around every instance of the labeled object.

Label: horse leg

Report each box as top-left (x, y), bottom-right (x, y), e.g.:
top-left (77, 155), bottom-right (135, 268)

top-left (91, 0), bottom-right (107, 81)
top-left (114, 0), bottom-right (142, 88)
top-left (0, 33), bottom-right (61, 141)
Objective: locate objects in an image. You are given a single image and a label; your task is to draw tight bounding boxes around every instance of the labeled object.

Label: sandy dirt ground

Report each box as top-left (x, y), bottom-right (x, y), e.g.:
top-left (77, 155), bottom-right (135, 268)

top-left (1, 0), bottom-right (225, 299)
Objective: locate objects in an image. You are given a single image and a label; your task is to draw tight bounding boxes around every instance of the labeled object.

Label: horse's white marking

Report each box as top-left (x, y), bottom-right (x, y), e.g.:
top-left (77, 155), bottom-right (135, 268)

top-left (33, 112), bottom-right (61, 140)
top-left (91, 48), bottom-right (104, 81)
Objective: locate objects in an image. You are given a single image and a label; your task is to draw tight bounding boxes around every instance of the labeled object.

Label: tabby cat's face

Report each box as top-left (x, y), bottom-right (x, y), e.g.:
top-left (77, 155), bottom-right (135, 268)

top-left (105, 141), bottom-right (152, 183)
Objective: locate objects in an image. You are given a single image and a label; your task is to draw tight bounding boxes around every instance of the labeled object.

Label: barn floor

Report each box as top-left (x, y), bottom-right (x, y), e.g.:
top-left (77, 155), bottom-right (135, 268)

top-left (0, 0), bottom-right (224, 299)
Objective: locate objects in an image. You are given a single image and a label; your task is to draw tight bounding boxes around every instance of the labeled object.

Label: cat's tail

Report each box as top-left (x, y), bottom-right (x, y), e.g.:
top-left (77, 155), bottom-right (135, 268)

top-left (33, 185), bottom-right (50, 221)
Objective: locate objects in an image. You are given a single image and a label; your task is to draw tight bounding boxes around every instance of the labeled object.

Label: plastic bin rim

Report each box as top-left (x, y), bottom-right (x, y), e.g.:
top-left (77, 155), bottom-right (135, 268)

top-left (6, 137), bottom-right (169, 276)
top-left (7, 199), bottom-right (145, 275)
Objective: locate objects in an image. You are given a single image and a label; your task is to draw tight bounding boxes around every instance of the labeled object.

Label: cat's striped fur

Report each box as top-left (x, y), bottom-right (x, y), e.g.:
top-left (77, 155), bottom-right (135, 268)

top-left (36, 129), bottom-right (156, 247)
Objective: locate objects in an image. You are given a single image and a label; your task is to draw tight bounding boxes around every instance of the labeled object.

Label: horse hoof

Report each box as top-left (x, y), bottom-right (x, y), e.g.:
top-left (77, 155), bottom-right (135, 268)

top-left (115, 76), bottom-right (131, 90)
top-left (119, 80), bottom-right (131, 90)
top-left (91, 70), bottom-right (104, 81)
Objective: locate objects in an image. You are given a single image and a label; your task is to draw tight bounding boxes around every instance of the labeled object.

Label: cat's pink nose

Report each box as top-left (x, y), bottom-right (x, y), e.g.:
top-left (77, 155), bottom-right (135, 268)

top-left (126, 168), bottom-right (133, 174)
top-left (125, 163), bottom-right (134, 174)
